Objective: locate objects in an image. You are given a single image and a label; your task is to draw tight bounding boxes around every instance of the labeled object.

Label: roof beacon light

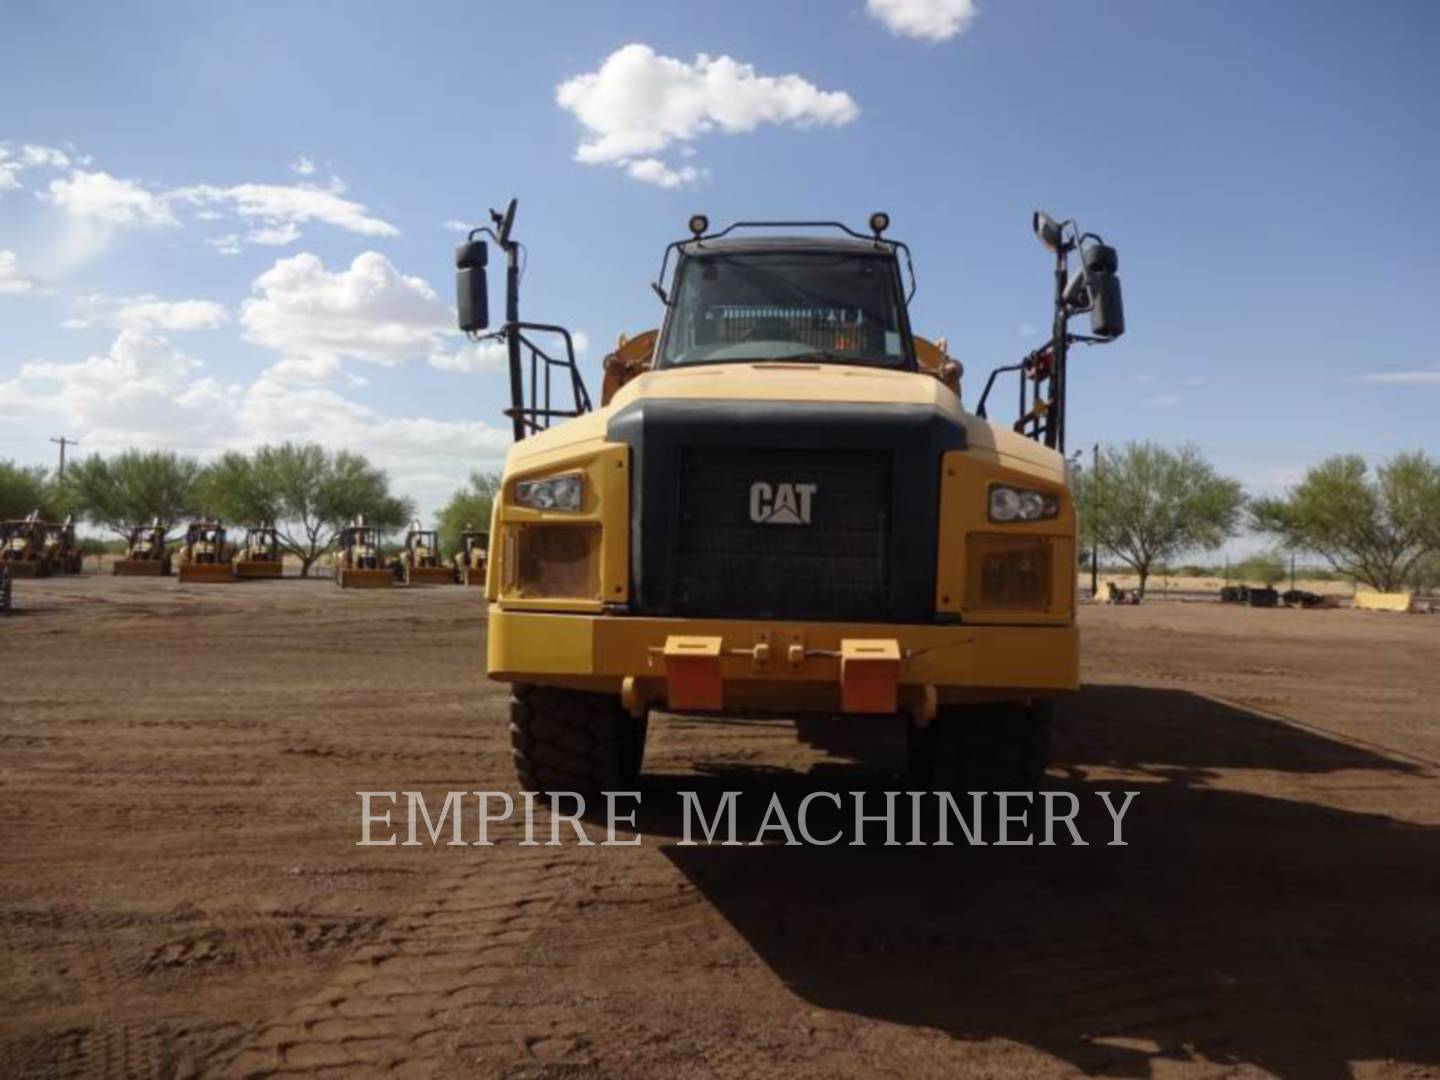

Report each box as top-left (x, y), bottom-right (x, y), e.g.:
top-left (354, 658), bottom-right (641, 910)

top-left (869, 211), bottom-right (890, 238)
top-left (1032, 210), bottom-right (1065, 251)
top-left (688, 214), bottom-right (709, 238)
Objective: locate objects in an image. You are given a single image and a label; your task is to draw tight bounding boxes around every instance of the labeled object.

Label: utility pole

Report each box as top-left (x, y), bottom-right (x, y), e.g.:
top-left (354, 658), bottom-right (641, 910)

top-left (1090, 442), bottom-right (1101, 599)
top-left (50, 435), bottom-right (78, 479)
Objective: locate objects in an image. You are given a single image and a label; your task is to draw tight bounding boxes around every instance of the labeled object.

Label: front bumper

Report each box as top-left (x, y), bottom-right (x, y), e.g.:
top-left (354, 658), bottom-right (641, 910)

top-left (487, 607), bottom-right (1078, 713)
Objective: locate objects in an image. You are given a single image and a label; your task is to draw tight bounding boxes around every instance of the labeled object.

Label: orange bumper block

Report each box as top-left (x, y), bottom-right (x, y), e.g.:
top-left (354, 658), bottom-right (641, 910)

top-left (840, 638), bottom-right (901, 714)
top-left (663, 635), bottom-right (724, 712)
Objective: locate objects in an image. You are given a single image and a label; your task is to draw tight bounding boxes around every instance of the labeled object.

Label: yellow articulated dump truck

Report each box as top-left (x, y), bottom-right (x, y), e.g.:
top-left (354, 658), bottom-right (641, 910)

top-left (455, 201), bottom-right (1124, 796)
top-left (174, 520), bottom-right (234, 583)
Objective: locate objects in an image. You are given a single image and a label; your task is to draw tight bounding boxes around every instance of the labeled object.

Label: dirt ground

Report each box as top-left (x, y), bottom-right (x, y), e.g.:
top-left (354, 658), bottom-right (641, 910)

top-left (1, 574), bottom-right (1436, 1079)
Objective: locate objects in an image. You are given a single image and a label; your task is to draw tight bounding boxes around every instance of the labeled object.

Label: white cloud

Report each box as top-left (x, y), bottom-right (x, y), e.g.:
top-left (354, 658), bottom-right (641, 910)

top-left (173, 179), bottom-right (398, 243)
top-left (240, 251), bottom-right (451, 367)
top-left (866, 0), bottom-right (979, 42)
top-left (1148, 394), bottom-right (1182, 408)
top-left (625, 158), bottom-right (706, 189)
top-left (556, 44), bottom-right (858, 185)
top-left (0, 250), bottom-right (36, 294)
top-left (42, 169), bottom-right (177, 226)
top-left (66, 294), bottom-right (229, 332)
top-left (1357, 370), bottom-right (1440, 385)
top-left (0, 330), bottom-right (513, 517)
top-left (16, 145), bottom-right (395, 255)
top-left (0, 330), bottom-right (237, 448)
top-left (429, 338), bottom-right (508, 374)
top-left (429, 330), bottom-right (590, 374)
top-left (443, 219), bottom-right (475, 233)
top-left (22, 144), bottom-right (72, 168)
top-left (0, 142), bottom-right (74, 194)
top-left (245, 221), bottom-right (302, 246)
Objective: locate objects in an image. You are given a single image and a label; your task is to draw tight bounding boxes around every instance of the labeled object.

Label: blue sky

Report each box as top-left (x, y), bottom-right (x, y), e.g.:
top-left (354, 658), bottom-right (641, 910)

top-left (2, 0), bottom-right (1437, 525)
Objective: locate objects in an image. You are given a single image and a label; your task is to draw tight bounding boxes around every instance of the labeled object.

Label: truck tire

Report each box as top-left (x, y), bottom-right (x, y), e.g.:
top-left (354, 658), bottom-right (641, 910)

top-left (909, 700), bottom-right (1053, 793)
top-left (509, 685), bottom-right (648, 798)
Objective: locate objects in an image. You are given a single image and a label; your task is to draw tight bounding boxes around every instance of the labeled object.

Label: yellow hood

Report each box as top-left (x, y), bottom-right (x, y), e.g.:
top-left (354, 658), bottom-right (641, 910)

top-left (506, 362), bottom-right (1066, 483)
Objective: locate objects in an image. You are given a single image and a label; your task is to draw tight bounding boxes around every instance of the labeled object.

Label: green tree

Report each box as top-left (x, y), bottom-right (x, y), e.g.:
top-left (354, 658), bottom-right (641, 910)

top-left (0, 460), bottom-right (54, 520)
top-left (195, 450), bottom-right (283, 525)
top-left (61, 449), bottom-right (202, 539)
top-left (436, 471), bottom-right (502, 554)
top-left (1250, 452), bottom-right (1440, 593)
top-left (258, 443), bottom-right (413, 576)
top-left (1236, 549), bottom-right (1287, 587)
top-left (1075, 442), bottom-right (1244, 597)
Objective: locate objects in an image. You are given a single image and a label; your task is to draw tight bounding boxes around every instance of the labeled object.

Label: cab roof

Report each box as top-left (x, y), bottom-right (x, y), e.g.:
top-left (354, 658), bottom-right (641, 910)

top-left (679, 235), bottom-right (897, 257)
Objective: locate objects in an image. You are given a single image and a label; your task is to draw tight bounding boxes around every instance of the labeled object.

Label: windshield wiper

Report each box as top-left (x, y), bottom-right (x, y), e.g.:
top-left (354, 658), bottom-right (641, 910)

top-left (778, 349), bottom-right (888, 366)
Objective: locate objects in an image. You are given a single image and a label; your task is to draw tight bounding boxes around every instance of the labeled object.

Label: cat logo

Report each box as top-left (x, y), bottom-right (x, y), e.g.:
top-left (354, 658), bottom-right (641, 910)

top-left (749, 482), bottom-right (817, 525)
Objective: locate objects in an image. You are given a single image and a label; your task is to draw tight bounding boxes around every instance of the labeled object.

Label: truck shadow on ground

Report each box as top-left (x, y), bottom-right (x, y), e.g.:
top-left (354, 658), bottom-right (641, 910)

top-left (638, 686), bottom-right (1439, 1078)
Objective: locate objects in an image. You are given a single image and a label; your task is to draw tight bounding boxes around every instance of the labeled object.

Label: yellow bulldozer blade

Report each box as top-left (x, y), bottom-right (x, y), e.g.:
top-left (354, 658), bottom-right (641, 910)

top-left (406, 565), bottom-right (458, 586)
top-left (178, 562), bottom-right (234, 584)
top-left (234, 560), bottom-right (284, 579)
top-left (113, 559), bottom-right (169, 577)
top-left (338, 568), bottom-right (394, 589)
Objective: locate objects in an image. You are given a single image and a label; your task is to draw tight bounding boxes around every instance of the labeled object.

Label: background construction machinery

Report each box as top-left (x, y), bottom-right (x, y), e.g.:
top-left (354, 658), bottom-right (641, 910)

top-left (334, 517), bottom-right (392, 588)
top-left (113, 520), bottom-right (171, 576)
top-left (233, 525), bottom-right (284, 579)
top-left (40, 516), bottom-right (82, 574)
top-left (1, 511), bottom-right (53, 578)
top-left (392, 521), bottom-right (457, 585)
top-left (452, 528), bottom-right (488, 586)
top-left (175, 520), bottom-right (234, 584)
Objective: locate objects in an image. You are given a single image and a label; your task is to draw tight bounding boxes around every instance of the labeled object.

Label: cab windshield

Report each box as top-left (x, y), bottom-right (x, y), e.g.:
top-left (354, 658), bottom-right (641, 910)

top-left (658, 250), bottom-right (911, 369)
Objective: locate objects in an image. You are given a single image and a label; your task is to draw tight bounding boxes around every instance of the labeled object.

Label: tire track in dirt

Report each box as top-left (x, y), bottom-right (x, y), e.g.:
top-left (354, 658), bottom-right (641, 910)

top-left (198, 837), bottom-right (596, 1078)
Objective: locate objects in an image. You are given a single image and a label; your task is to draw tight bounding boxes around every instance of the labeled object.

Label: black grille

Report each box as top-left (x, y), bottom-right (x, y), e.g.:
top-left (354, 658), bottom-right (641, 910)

top-left (675, 447), bottom-right (892, 620)
top-left (608, 398), bottom-right (967, 624)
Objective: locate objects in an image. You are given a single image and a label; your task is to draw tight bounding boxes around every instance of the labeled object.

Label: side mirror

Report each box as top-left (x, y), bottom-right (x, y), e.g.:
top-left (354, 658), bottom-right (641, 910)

top-left (1087, 272), bottom-right (1125, 338)
top-left (1081, 243), bottom-right (1117, 275)
top-left (455, 240), bottom-right (489, 332)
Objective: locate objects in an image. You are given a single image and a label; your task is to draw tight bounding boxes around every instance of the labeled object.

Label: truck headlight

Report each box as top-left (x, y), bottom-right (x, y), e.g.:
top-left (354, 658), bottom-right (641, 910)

top-left (989, 484), bottom-right (1059, 523)
top-left (514, 472), bottom-right (584, 512)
